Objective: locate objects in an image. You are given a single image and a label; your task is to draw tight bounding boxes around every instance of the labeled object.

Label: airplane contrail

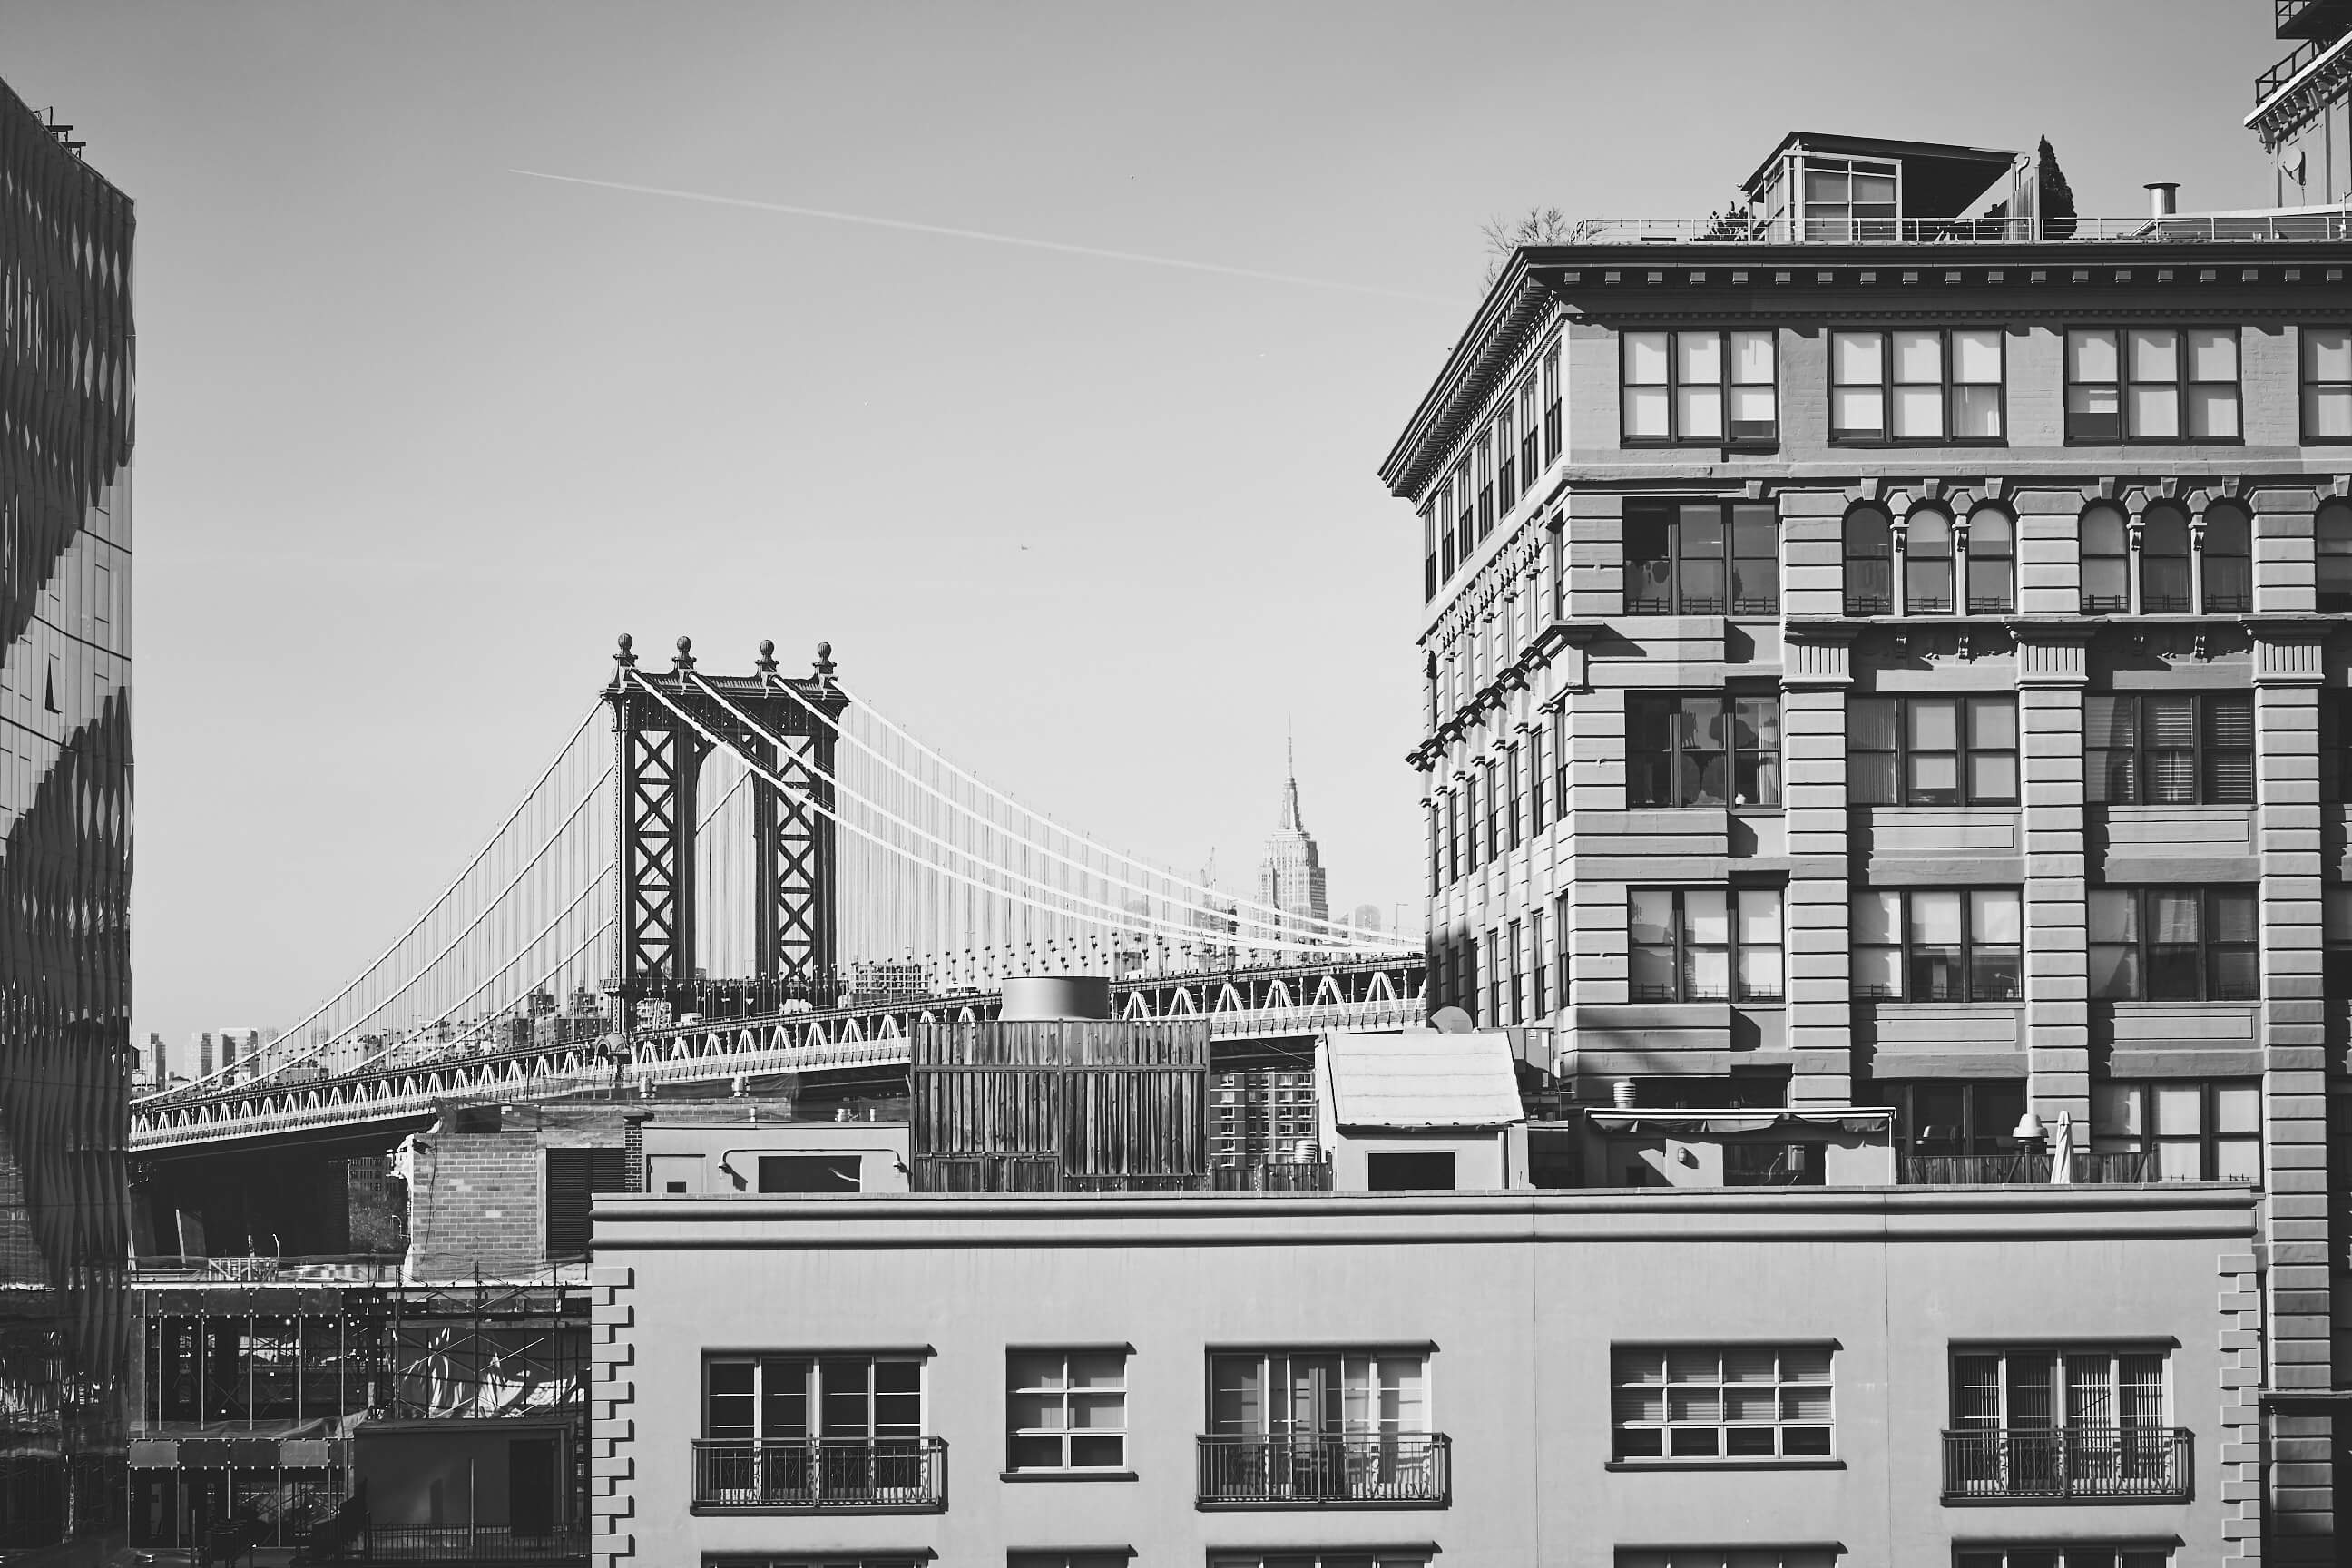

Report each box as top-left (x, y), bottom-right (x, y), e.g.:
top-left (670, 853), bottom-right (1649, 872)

top-left (510, 169), bottom-right (1461, 306)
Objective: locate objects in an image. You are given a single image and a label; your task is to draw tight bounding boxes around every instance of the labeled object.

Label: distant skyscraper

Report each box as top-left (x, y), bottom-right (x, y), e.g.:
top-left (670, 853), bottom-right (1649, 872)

top-left (1191, 852), bottom-right (1239, 970)
top-left (1253, 740), bottom-right (1329, 944)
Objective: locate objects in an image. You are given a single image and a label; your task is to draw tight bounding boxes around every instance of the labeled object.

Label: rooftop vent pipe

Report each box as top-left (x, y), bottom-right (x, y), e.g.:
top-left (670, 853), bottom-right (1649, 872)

top-left (2146, 182), bottom-right (2180, 219)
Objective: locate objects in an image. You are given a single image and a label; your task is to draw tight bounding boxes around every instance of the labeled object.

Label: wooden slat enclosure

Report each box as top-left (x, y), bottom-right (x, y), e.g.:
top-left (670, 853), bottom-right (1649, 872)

top-left (910, 1020), bottom-right (1210, 1191)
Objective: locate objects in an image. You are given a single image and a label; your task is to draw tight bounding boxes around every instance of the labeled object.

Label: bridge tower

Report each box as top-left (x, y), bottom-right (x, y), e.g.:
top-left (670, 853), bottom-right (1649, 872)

top-left (603, 635), bottom-right (848, 992)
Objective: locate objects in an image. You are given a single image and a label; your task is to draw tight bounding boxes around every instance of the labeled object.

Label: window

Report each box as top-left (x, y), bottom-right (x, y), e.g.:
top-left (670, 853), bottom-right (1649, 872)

top-left (1619, 1553), bottom-right (1838, 1568)
top-left (759, 1155), bottom-right (860, 1192)
top-left (1504, 741), bottom-right (1523, 850)
top-left (1829, 328), bottom-right (2003, 443)
top-left (1009, 1554), bottom-right (1132, 1568)
top-left (1421, 504), bottom-right (1437, 601)
top-left (1519, 369), bottom-right (1541, 479)
top-left (1611, 1345), bottom-right (1832, 1460)
top-left (1847, 696), bottom-right (2019, 807)
top-left (2138, 504), bottom-right (2190, 612)
top-left (1543, 342), bottom-right (1561, 462)
top-left (2201, 502), bottom-right (2251, 612)
top-left (1965, 508), bottom-right (2014, 612)
top-left (711, 1557), bottom-right (931, 1568)
top-left (1465, 771), bottom-right (1481, 868)
top-left (700, 1354), bottom-right (931, 1508)
top-left (1799, 154), bottom-right (1896, 240)
top-left (2083, 693), bottom-right (2253, 804)
top-left (1629, 887), bottom-right (1783, 1004)
top-left (1487, 924), bottom-right (1504, 1024)
top-left (1623, 329), bottom-right (1778, 445)
top-left (1452, 459), bottom-right (1473, 569)
top-left (2092, 1080), bottom-right (2261, 1181)
top-left (1506, 916), bottom-right (1524, 1022)
top-left (1496, 399), bottom-right (1518, 512)
top-left (1551, 705), bottom-right (1571, 821)
top-left (1444, 790), bottom-right (1459, 886)
top-left (1553, 891), bottom-right (1573, 1012)
top-left (2302, 325), bottom-right (2352, 442)
top-left (2080, 504), bottom-right (2130, 613)
top-left (1528, 725), bottom-right (1547, 836)
top-left (1628, 693), bottom-right (1782, 808)
top-left (1950, 1346), bottom-right (2171, 1445)
top-left (2088, 888), bottom-right (2259, 1003)
top-left (1210, 1555), bottom-right (1429, 1568)
top-left (1475, 436), bottom-right (1494, 542)
top-left (2066, 328), bottom-right (2239, 443)
top-left (1842, 505), bottom-right (1893, 615)
top-left (1203, 1349), bottom-right (1436, 1504)
top-left (1851, 889), bottom-right (2023, 1002)
top-left (2318, 499), bottom-right (2352, 612)
top-left (1531, 906), bottom-right (1548, 1017)
top-left (1485, 758), bottom-right (1501, 862)
top-left (1007, 1349), bottom-right (1127, 1472)
top-left (1955, 1550), bottom-right (2171, 1568)
top-left (1625, 501), bottom-right (1780, 615)
top-left (1906, 509), bottom-right (1956, 612)
top-left (1886, 1081), bottom-right (2025, 1159)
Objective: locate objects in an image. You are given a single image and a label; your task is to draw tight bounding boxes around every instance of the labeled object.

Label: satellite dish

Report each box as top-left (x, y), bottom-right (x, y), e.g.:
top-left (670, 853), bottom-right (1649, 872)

top-left (1428, 1005), bottom-right (1476, 1034)
top-left (2281, 147), bottom-right (2308, 183)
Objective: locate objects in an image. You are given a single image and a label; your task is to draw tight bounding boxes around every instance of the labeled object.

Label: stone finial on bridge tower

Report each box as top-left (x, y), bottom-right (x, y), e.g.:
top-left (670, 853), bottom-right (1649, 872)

top-left (672, 635), bottom-right (696, 673)
top-left (813, 640), bottom-right (836, 691)
top-left (754, 639), bottom-right (779, 679)
top-left (613, 632), bottom-right (637, 670)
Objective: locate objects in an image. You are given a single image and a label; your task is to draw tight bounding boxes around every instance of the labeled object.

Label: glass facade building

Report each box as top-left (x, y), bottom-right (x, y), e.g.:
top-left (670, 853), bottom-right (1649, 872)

top-left (0, 74), bottom-right (134, 1543)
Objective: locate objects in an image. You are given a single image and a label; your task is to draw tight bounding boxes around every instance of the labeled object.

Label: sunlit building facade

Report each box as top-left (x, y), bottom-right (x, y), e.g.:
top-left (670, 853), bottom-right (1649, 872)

top-left (0, 74), bottom-right (134, 1544)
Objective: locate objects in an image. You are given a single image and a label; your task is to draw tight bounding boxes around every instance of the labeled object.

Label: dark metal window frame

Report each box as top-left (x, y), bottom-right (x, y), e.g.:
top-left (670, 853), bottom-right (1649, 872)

top-left (1628, 885), bottom-right (1786, 1004)
top-left (1496, 397), bottom-right (1519, 512)
top-left (1623, 499), bottom-right (1781, 616)
top-left (1627, 691), bottom-right (1784, 809)
top-left (2083, 691), bottom-right (2255, 806)
top-left (1005, 1347), bottom-right (1129, 1474)
top-left (1542, 341), bottom-right (1562, 464)
top-left (1849, 887), bottom-right (2024, 1003)
top-left (1475, 435), bottom-right (1494, 543)
top-left (1421, 503), bottom-right (1438, 603)
top-left (2300, 322), bottom-right (2352, 446)
top-left (1843, 505), bottom-right (1894, 616)
top-left (1619, 328), bottom-right (1779, 448)
top-left (1504, 741), bottom-right (1524, 851)
top-left (2091, 1077), bottom-right (2263, 1182)
top-left (2317, 497), bottom-right (2352, 612)
top-left (2063, 325), bottom-right (2244, 446)
top-left (2087, 886), bottom-right (2260, 1003)
top-left (1827, 327), bottom-right (2008, 447)
top-left (2200, 501), bottom-right (2254, 613)
top-left (1609, 1343), bottom-right (1835, 1462)
top-left (1847, 694), bottom-right (2021, 808)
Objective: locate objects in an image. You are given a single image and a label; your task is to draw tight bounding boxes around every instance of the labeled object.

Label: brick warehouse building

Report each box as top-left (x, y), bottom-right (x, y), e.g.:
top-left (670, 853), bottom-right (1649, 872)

top-left (1379, 130), bottom-right (2352, 1562)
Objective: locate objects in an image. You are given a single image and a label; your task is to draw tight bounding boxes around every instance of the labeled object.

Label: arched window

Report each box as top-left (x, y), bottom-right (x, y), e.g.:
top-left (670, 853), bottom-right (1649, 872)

top-left (1844, 505), bottom-right (1894, 615)
top-left (2141, 504), bottom-right (2191, 613)
top-left (2318, 500), bottom-right (2352, 612)
top-left (2081, 505), bottom-right (2130, 614)
top-left (2200, 503), bottom-right (2252, 613)
top-left (1904, 509), bottom-right (1955, 613)
top-left (1965, 508), bottom-right (2014, 613)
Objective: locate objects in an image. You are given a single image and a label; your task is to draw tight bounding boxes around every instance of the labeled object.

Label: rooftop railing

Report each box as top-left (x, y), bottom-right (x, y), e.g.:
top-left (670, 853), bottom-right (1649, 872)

top-left (1900, 1151), bottom-right (2153, 1186)
top-left (1196, 1432), bottom-right (1450, 1507)
top-left (1942, 1426), bottom-right (2191, 1502)
top-left (360, 1524), bottom-right (591, 1562)
top-left (1552, 213), bottom-right (2352, 247)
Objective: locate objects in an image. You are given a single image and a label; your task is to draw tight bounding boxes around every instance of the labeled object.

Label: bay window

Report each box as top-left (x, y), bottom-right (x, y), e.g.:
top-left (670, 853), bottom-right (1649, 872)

top-left (1851, 888), bottom-right (2023, 1002)
top-left (2087, 887), bottom-right (2259, 1002)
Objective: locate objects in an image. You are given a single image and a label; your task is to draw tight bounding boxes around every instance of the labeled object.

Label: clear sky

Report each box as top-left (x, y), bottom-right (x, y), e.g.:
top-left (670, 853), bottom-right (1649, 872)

top-left (0, 1), bottom-right (2288, 1054)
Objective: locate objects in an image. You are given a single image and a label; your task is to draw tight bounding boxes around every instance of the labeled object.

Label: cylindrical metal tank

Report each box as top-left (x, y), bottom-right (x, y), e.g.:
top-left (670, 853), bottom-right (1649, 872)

top-left (998, 975), bottom-right (1113, 1022)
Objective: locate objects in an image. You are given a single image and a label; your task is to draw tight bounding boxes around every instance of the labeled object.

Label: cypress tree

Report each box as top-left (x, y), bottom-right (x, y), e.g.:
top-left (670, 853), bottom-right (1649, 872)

top-left (2037, 135), bottom-right (2078, 235)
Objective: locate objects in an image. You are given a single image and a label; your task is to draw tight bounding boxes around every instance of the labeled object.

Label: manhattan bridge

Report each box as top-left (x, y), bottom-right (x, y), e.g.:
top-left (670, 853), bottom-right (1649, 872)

top-left (132, 636), bottom-right (1425, 1155)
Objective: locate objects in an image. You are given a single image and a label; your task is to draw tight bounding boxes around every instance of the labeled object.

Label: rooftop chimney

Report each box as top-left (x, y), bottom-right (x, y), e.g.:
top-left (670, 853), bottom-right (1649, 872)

top-left (2146, 181), bottom-right (2180, 219)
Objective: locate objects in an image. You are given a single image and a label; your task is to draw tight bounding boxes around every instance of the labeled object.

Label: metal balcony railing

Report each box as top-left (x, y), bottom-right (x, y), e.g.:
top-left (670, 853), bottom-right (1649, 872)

top-left (1195, 1433), bottom-right (1450, 1506)
top-left (1901, 1151), bottom-right (2151, 1185)
top-left (1942, 1426), bottom-right (2191, 1501)
top-left (691, 1437), bottom-right (946, 1511)
top-left (361, 1524), bottom-right (591, 1562)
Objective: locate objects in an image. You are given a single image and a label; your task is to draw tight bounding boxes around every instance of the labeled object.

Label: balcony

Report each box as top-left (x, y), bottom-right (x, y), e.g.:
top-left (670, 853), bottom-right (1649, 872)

top-left (1942, 1426), bottom-right (2191, 1503)
top-left (691, 1437), bottom-right (946, 1512)
top-left (1195, 1433), bottom-right (1450, 1508)
top-left (1900, 1151), bottom-right (2151, 1186)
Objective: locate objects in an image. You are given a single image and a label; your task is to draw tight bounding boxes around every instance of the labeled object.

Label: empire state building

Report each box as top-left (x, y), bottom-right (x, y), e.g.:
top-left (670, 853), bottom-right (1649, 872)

top-left (1253, 743), bottom-right (1329, 944)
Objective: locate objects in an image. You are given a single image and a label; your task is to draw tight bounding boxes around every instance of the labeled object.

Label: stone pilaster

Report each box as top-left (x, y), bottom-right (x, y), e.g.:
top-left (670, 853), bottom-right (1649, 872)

top-left (1781, 628), bottom-right (1852, 1105)
top-left (2221, 1245), bottom-right (2269, 1564)
top-left (2015, 628), bottom-right (2091, 1128)
top-left (2256, 625), bottom-right (2335, 1560)
top-left (590, 1263), bottom-right (638, 1568)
